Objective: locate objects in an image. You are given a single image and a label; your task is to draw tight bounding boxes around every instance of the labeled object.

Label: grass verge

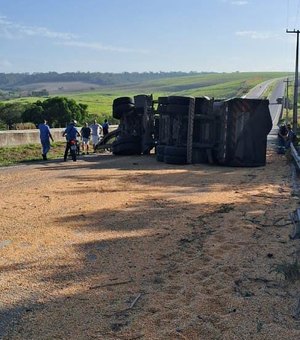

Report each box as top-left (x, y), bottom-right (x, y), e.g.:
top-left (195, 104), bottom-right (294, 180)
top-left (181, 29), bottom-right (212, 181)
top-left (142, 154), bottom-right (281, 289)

top-left (0, 142), bottom-right (66, 166)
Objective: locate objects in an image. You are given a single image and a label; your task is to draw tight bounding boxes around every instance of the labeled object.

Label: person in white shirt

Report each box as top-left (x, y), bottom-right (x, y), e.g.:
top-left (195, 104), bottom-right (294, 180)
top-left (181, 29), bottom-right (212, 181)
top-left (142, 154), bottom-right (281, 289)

top-left (90, 119), bottom-right (102, 152)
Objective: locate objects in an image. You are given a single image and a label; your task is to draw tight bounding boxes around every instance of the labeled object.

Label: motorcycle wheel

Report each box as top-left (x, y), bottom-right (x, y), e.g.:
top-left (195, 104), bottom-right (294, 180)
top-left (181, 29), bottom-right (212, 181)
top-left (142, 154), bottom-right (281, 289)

top-left (71, 149), bottom-right (77, 162)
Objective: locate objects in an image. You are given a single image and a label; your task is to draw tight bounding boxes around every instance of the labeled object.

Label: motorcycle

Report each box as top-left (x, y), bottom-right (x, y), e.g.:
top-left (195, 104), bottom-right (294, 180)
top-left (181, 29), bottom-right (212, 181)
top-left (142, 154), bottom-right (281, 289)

top-left (69, 139), bottom-right (78, 161)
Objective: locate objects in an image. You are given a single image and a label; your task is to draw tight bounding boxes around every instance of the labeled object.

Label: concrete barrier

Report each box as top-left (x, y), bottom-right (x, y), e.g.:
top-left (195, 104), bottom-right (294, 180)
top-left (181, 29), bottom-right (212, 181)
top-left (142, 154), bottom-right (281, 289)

top-left (0, 125), bottom-right (119, 147)
top-left (0, 128), bottom-right (66, 147)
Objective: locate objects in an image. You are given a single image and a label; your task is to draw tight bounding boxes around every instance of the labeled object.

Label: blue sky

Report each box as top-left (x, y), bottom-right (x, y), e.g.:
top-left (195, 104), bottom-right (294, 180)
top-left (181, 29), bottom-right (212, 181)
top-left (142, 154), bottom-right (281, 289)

top-left (0, 0), bottom-right (299, 73)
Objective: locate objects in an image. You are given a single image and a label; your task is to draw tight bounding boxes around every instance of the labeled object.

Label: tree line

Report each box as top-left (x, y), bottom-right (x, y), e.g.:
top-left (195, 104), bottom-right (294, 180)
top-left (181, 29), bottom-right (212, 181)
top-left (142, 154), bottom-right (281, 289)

top-left (0, 71), bottom-right (205, 89)
top-left (0, 97), bottom-right (91, 130)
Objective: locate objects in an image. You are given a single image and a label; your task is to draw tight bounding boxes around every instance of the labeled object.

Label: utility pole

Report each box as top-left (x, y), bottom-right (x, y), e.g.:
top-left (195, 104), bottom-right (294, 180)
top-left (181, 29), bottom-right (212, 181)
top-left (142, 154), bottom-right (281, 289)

top-left (286, 29), bottom-right (299, 134)
top-left (284, 78), bottom-right (291, 122)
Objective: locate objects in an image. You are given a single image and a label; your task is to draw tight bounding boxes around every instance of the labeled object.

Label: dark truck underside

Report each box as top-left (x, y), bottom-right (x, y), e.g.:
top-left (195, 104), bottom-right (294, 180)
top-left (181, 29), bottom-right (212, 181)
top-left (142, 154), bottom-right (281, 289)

top-left (97, 95), bottom-right (272, 167)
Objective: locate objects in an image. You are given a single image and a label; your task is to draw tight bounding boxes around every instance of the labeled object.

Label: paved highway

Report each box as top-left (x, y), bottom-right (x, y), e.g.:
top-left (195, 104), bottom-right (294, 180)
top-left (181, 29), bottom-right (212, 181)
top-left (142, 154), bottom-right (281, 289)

top-left (268, 79), bottom-right (286, 129)
top-left (244, 79), bottom-right (276, 99)
top-left (246, 78), bottom-right (286, 133)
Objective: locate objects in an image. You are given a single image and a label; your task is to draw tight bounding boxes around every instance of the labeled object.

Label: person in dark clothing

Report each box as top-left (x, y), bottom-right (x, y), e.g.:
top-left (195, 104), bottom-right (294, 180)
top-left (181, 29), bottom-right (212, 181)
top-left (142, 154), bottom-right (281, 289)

top-left (80, 122), bottom-right (91, 155)
top-left (38, 119), bottom-right (54, 160)
top-left (285, 124), bottom-right (297, 148)
top-left (278, 124), bottom-right (288, 147)
top-left (62, 120), bottom-right (80, 161)
top-left (102, 119), bottom-right (109, 136)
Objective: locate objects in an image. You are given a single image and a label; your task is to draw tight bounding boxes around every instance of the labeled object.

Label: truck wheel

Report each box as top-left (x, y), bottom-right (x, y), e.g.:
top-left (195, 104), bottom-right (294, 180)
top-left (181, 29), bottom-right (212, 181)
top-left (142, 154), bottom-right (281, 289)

top-left (156, 153), bottom-right (164, 162)
top-left (156, 144), bottom-right (165, 161)
top-left (168, 96), bottom-right (193, 105)
top-left (164, 146), bottom-right (187, 157)
top-left (156, 145), bottom-right (165, 154)
top-left (166, 104), bottom-right (189, 115)
top-left (112, 142), bottom-right (141, 155)
top-left (158, 97), bottom-right (169, 105)
top-left (112, 136), bottom-right (141, 155)
top-left (164, 154), bottom-right (186, 164)
top-left (113, 103), bottom-right (135, 119)
top-left (113, 97), bottom-right (134, 106)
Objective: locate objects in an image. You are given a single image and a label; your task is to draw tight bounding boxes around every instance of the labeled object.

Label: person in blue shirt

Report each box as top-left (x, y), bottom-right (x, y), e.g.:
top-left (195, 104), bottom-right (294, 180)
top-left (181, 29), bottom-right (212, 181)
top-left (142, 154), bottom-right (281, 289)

top-left (38, 119), bottom-right (54, 160)
top-left (102, 119), bottom-right (109, 136)
top-left (62, 120), bottom-right (80, 161)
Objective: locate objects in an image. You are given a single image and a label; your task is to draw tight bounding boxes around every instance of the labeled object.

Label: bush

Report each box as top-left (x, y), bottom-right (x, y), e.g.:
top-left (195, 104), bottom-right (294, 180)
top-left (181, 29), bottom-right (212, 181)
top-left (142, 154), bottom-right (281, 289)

top-left (15, 122), bottom-right (37, 130)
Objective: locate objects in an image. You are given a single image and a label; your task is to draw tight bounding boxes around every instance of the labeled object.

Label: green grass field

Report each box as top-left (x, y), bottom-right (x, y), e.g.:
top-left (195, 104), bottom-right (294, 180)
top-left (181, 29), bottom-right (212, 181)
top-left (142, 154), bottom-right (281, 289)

top-left (68, 71), bottom-right (288, 116)
top-left (7, 72), bottom-right (290, 119)
top-left (0, 142), bottom-right (66, 166)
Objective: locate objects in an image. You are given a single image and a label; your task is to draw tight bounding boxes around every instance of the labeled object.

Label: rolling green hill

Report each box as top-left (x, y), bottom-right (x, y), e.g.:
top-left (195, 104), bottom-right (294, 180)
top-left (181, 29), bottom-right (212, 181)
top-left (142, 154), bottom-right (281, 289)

top-left (66, 72), bottom-right (290, 115)
top-left (4, 71), bottom-right (291, 119)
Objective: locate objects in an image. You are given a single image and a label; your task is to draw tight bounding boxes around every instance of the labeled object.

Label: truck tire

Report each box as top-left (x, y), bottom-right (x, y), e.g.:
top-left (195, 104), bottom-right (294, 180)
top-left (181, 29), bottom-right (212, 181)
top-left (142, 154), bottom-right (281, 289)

top-left (156, 145), bottom-right (165, 154)
top-left (168, 96), bottom-right (193, 105)
top-left (114, 136), bottom-right (141, 144)
top-left (113, 97), bottom-right (134, 106)
top-left (112, 142), bottom-right (141, 155)
top-left (112, 136), bottom-right (141, 155)
top-left (164, 154), bottom-right (187, 164)
top-left (112, 111), bottom-right (122, 120)
top-left (157, 97), bottom-right (169, 114)
top-left (166, 104), bottom-right (189, 115)
top-left (164, 146), bottom-right (187, 157)
top-left (113, 103), bottom-right (135, 119)
top-left (156, 144), bottom-right (165, 162)
top-left (156, 153), bottom-right (165, 162)
top-left (158, 97), bottom-right (169, 105)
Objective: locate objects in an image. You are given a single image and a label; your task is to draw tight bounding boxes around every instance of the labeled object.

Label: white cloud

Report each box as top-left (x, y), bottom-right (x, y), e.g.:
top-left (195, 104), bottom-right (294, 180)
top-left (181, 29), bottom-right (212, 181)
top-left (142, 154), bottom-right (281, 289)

top-left (235, 30), bottom-right (279, 40)
top-left (231, 1), bottom-right (248, 5)
top-left (58, 40), bottom-right (149, 54)
top-left (19, 26), bottom-right (76, 40)
top-left (221, 0), bottom-right (249, 4)
top-left (0, 17), bottom-right (77, 40)
top-left (0, 16), bottom-right (146, 55)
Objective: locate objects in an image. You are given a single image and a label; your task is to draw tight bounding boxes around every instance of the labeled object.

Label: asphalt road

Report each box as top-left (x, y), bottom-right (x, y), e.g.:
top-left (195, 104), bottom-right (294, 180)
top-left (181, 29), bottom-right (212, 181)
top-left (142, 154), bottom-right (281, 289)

top-left (268, 79), bottom-right (286, 129)
top-left (245, 77), bottom-right (286, 133)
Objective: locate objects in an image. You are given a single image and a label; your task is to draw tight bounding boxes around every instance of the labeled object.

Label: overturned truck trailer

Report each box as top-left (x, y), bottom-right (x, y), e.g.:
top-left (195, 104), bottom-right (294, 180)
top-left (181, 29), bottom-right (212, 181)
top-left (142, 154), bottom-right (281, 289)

top-left (111, 95), bottom-right (155, 155)
top-left (214, 98), bottom-right (272, 167)
top-left (157, 96), bottom-right (272, 167)
top-left (111, 95), bottom-right (272, 167)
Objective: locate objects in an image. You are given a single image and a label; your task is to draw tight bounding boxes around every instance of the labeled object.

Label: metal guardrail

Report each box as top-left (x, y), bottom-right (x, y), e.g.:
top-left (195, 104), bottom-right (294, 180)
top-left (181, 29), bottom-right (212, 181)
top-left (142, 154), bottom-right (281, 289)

top-left (291, 142), bottom-right (300, 169)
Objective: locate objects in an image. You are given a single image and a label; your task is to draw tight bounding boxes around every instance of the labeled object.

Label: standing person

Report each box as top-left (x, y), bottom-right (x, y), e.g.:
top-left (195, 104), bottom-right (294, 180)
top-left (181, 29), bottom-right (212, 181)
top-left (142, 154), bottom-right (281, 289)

top-left (38, 119), bottom-right (54, 161)
top-left (278, 124), bottom-right (287, 143)
top-left (62, 120), bottom-right (80, 161)
top-left (278, 123), bottom-right (288, 149)
top-left (102, 119), bottom-right (109, 136)
top-left (90, 119), bottom-right (102, 152)
top-left (80, 122), bottom-right (91, 155)
top-left (285, 124), bottom-right (297, 148)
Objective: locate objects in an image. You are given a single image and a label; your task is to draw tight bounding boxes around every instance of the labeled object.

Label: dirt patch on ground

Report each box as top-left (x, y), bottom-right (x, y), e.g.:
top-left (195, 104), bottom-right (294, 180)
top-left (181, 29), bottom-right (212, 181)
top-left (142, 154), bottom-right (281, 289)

top-left (1, 148), bottom-right (300, 339)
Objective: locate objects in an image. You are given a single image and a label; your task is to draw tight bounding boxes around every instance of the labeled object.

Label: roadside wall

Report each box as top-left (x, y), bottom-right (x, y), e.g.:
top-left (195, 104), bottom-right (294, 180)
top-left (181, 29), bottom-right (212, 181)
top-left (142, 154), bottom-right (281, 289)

top-left (0, 126), bottom-right (118, 147)
top-left (0, 128), bottom-right (65, 147)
